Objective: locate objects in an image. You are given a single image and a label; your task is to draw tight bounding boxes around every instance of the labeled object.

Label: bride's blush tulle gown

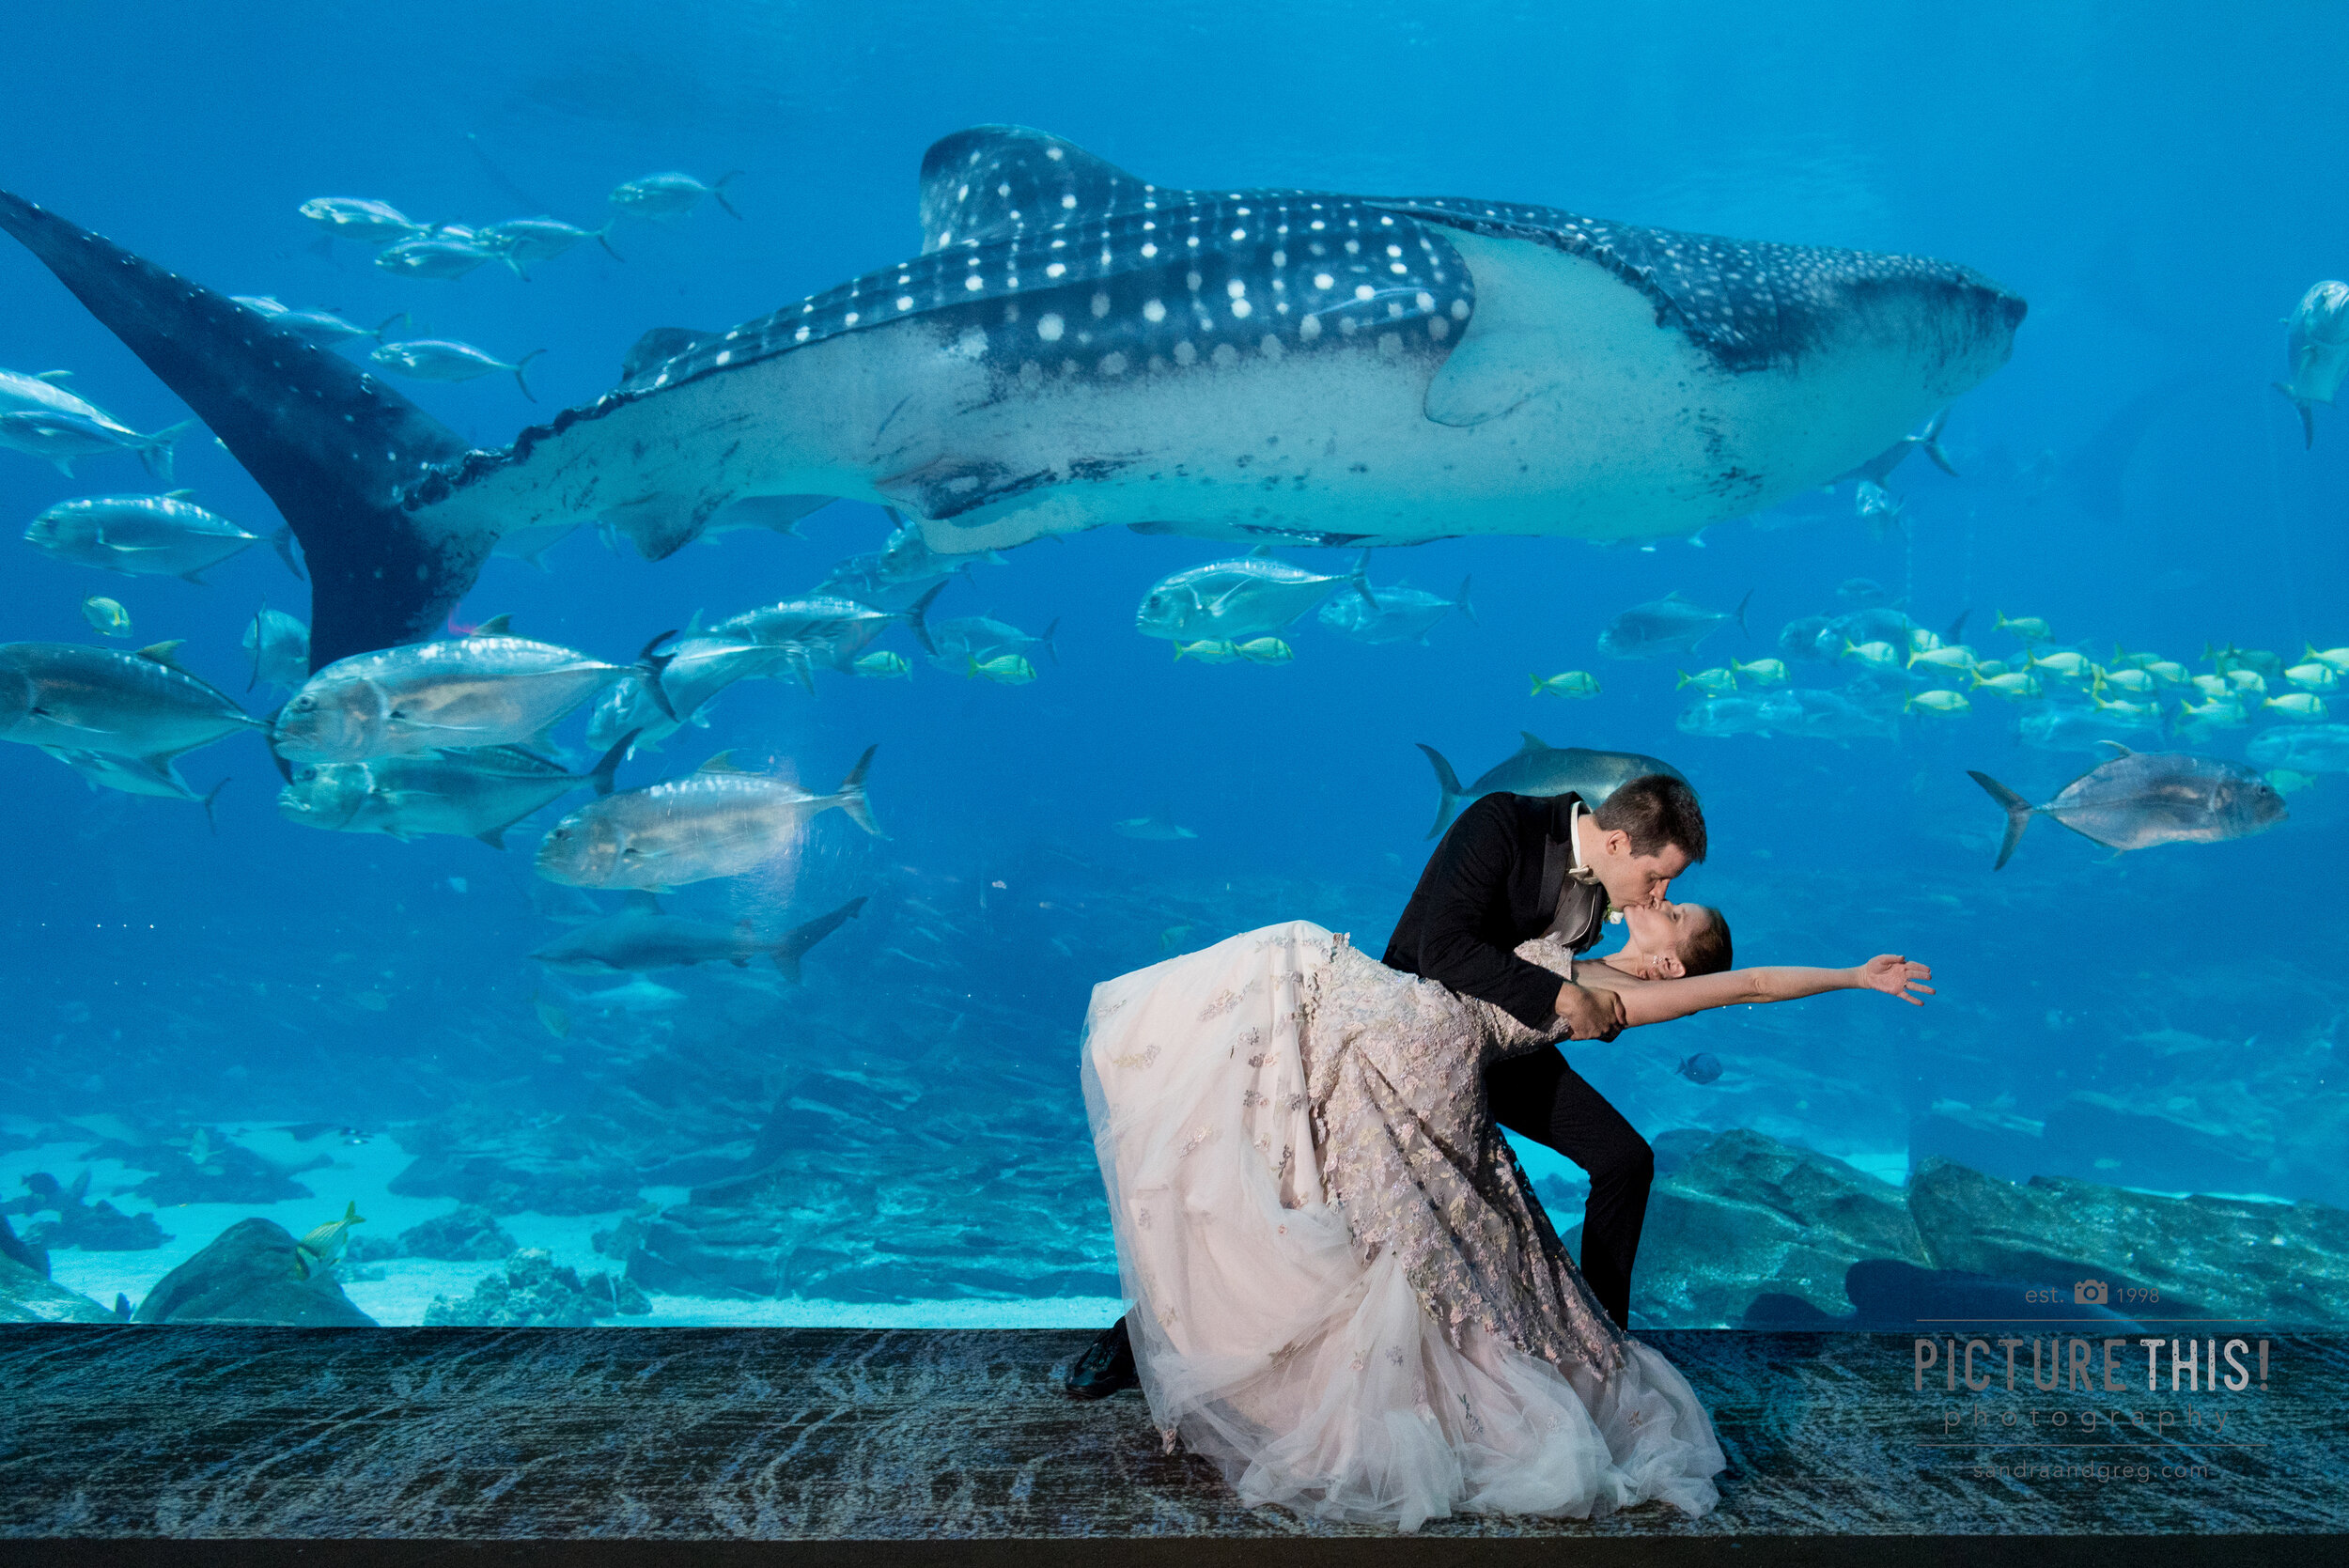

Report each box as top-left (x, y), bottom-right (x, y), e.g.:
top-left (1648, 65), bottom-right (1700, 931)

top-left (1081, 920), bottom-right (1726, 1530)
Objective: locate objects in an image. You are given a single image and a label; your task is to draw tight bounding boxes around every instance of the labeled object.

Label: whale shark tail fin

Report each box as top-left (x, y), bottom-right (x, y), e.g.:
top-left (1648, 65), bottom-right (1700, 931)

top-left (1417, 742), bottom-right (1467, 840)
top-left (0, 189), bottom-right (479, 672)
top-left (1967, 770), bottom-right (2035, 870)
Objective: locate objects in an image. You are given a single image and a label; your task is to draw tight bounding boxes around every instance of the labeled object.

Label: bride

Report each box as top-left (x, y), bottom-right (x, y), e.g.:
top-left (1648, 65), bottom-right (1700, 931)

top-left (1079, 898), bottom-right (1932, 1531)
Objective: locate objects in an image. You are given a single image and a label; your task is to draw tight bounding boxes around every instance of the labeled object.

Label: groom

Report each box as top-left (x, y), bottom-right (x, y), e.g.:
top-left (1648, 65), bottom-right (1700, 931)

top-left (1063, 771), bottom-right (1704, 1399)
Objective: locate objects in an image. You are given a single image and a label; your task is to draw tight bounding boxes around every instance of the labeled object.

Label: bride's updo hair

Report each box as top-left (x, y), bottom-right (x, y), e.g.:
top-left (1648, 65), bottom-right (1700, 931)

top-left (1682, 907), bottom-right (1734, 976)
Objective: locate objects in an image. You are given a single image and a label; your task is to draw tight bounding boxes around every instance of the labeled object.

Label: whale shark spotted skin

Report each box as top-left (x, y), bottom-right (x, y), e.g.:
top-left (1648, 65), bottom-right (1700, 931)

top-left (0, 126), bottom-right (2023, 667)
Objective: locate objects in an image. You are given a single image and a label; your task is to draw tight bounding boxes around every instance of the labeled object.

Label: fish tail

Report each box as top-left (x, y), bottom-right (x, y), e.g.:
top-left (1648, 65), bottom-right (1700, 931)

top-left (1943, 608), bottom-right (1970, 645)
top-left (371, 311), bottom-right (411, 341)
top-left (1529, 672), bottom-right (1545, 697)
top-left (1350, 548), bottom-right (1377, 608)
top-left (832, 744), bottom-right (882, 837)
top-left (902, 580), bottom-right (944, 656)
top-left (1038, 617), bottom-right (1059, 664)
top-left (0, 188), bottom-right (478, 668)
top-left (1920, 407), bottom-right (1958, 476)
top-left (270, 525), bottom-right (306, 582)
top-left (595, 223), bottom-right (626, 262)
top-left (772, 895), bottom-right (866, 982)
top-left (711, 171), bottom-right (746, 221)
top-left (137, 419), bottom-right (199, 481)
top-left (2275, 382), bottom-right (2316, 448)
top-left (634, 630), bottom-right (680, 721)
top-left (1967, 770), bottom-right (2035, 871)
top-left (1416, 742), bottom-right (1466, 841)
top-left (587, 728), bottom-right (639, 797)
top-left (1455, 576), bottom-right (1477, 625)
top-left (511, 349), bottom-right (546, 403)
top-left (1734, 588), bottom-right (1752, 635)
top-left (200, 775), bottom-right (229, 835)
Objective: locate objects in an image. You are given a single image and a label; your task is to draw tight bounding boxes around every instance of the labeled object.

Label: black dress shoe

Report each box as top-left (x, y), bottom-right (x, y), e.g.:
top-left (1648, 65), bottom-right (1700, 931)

top-left (1064, 1314), bottom-right (1139, 1399)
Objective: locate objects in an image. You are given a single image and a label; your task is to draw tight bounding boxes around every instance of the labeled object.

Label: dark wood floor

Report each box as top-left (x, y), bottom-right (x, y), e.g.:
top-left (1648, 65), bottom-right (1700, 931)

top-left (1, 1325), bottom-right (2342, 1564)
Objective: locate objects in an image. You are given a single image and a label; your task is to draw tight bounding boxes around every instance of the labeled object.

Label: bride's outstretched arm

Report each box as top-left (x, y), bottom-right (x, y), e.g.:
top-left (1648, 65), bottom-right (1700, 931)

top-left (1616, 955), bottom-right (1933, 1029)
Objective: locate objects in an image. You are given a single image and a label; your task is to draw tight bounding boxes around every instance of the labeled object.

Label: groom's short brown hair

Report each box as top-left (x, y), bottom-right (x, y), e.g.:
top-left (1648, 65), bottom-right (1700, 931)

top-left (1591, 775), bottom-right (1706, 862)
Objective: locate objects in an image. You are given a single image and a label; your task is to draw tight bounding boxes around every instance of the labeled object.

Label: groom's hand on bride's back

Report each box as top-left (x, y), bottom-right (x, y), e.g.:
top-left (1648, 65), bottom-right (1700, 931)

top-left (1555, 983), bottom-right (1626, 1041)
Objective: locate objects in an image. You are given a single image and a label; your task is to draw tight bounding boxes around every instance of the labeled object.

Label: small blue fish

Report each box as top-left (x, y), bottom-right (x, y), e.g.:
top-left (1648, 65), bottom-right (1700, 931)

top-left (1674, 1052), bottom-right (1722, 1085)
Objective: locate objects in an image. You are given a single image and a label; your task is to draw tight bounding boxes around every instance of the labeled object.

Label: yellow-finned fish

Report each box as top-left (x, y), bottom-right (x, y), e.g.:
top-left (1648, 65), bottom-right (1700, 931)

top-left (2306, 643), bottom-right (2349, 674)
top-left (966, 653), bottom-right (1037, 685)
top-left (1234, 636), bottom-right (1292, 664)
top-left (1676, 666), bottom-right (1737, 694)
top-left (2189, 673), bottom-right (2231, 698)
top-left (1842, 639), bottom-right (1901, 671)
top-left (2285, 661), bottom-right (2341, 692)
top-left (2264, 692), bottom-right (2327, 720)
top-left (2093, 666), bottom-right (2155, 695)
top-left (1174, 639), bottom-right (1245, 664)
top-left (852, 650), bottom-right (911, 679)
top-left (1972, 658), bottom-right (2009, 679)
top-left (1908, 644), bottom-right (1974, 672)
top-left (2226, 668), bottom-right (2267, 695)
top-left (292, 1201), bottom-right (366, 1281)
top-left (2027, 649), bottom-right (2092, 679)
top-left (1730, 657), bottom-right (1788, 686)
top-left (2178, 695), bottom-right (2246, 724)
top-left (2143, 660), bottom-right (2188, 685)
top-left (1971, 670), bottom-right (2043, 698)
top-left (1995, 612), bottom-right (2050, 641)
top-left (2092, 694), bottom-right (2157, 719)
top-left (1904, 689), bottom-right (1969, 715)
top-left (2265, 768), bottom-right (2320, 796)
top-left (80, 595), bottom-right (132, 637)
top-left (1906, 627), bottom-right (1944, 653)
top-left (1530, 670), bottom-right (1601, 698)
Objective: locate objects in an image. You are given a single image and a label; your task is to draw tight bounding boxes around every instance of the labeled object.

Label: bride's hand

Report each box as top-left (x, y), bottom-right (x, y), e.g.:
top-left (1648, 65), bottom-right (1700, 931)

top-left (1857, 955), bottom-right (1934, 1004)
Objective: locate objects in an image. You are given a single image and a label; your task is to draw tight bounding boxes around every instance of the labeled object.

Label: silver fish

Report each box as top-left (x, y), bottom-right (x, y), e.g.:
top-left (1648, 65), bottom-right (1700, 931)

top-left (277, 730), bottom-right (632, 847)
top-left (230, 297), bottom-right (404, 350)
top-left (370, 340), bottom-right (543, 400)
top-left (373, 238), bottom-right (498, 281)
top-left (2247, 723), bottom-right (2349, 774)
top-left (697, 494), bottom-right (836, 545)
top-left (272, 618), bottom-right (673, 763)
top-left (529, 893), bottom-right (864, 980)
top-left (2017, 701), bottom-right (2161, 754)
top-left (2276, 280), bottom-right (2349, 447)
top-left (1416, 733), bottom-right (1688, 840)
top-left (0, 640), bottom-right (263, 765)
top-left (535, 745), bottom-right (879, 890)
top-left (1968, 746), bottom-right (2288, 869)
top-left (475, 217), bottom-right (622, 279)
top-left (242, 605), bottom-right (311, 691)
top-left (1596, 591), bottom-right (1750, 660)
top-left (0, 367), bottom-right (134, 427)
top-left (1137, 548), bottom-right (1373, 642)
top-left (1678, 687), bottom-right (1896, 742)
top-left (706, 588), bottom-right (941, 690)
top-left (0, 409), bottom-right (194, 479)
top-left (609, 171), bottom-right (742, 221)
top-left (38, 746), bottom-right (228, 829)
top-left (926, 613), bottom-right (1057, 667)
top-left (25, 491), bottom-right (298, 583)
top-left (297, 197), bottom-right (427, 247)
top-left (586, 635), bottom-right (783, 750)
top-left (1316, 575), bottom-right (1475, 644)
top-left (815, 509), bottom-right (990, 610)
top-left (490, 518), bottom-right (584, 570)
top-left (1110, 815), bottom-right (1197, 840)
top-left (1834, 408), bottom-right (1956, 485)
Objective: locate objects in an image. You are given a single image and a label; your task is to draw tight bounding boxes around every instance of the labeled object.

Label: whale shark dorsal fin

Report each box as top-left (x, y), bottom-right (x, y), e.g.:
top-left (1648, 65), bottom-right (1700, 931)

top-left (698, 750), bottom-right (748, 773)
top-left (472, 613), bottom-right (512, 636)
top-left (1517, 731), bottom-right (1548, 753)
top-left (916, 125), bottom-right (1155, 253)
top-left (2097, 739), bottom-right (2134, 756)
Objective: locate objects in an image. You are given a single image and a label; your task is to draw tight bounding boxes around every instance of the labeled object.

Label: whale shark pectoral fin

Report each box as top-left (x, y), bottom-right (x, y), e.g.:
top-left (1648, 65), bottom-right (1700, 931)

top-left (1422, 230), bottom-right (1657, 429)
top-left (598, 493), bottom-right (728, 561)
top-left (916, 126), bottom-right (1156, 253)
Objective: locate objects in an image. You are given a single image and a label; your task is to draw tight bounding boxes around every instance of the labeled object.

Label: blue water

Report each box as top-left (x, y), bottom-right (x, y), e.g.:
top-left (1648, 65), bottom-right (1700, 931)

top-left (2, 1), bottom-right (2345, 1326)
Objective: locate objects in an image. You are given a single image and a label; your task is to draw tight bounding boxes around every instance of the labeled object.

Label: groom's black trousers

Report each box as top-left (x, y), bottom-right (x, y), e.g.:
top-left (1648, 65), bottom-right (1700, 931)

top-left (1486, 1045), bottom-right (1654, 1331)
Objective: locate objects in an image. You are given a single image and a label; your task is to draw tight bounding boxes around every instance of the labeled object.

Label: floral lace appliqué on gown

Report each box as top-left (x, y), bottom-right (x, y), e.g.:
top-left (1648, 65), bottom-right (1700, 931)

top-left (1081, 921), bottom-right (1726, 1530)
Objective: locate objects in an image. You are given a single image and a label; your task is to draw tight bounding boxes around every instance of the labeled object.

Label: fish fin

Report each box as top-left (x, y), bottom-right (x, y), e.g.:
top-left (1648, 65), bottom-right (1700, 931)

top-left (1921, 408), bottom-right (1959, 476)
top-left (1734, 588), bottom-right (1752, 636)
top-left (595, 224), bottom-right (625, 262)
top-left (1454, 576), bottom-right (1476, 626)
top-left (697, 750), bottom-right (745, 773)
top-left (136, 640), bottom-right (186, 667)
top-left (475, 828), bottom-right (506, 849)
top-left (34, 369), bottom-right (72, 382)
top-left (179, 569), bottom-right (209, 585)
top-left (1967, 770), bottom-right (2034, 871)
top-left (711, 171), bottom-right (745, 220)
top-left (773, 894), bottom-right (865, 980)
top-left (137, 420), bottom-right (198, 481)
top-left (163, 488), bottom-right (194, 500)
top-left (1247, 544), bottom-right (1272, 557)
top-left (902, 581), bottom-right (944, 656)
top-left (634, 630), bottom-right (679, 720)
top-left (510, 349), bottom-right (546, 403)
top-left (833, 746), bottom-right (881, 837)
top-left (473, 613), bottom-right (513, 636)
top-left (622, 890), bottom-right (661, 910)
top-left (2096, 739), bottom-right (2134, 755)
top-left (1516, 731), bottom-right (1548, 753)
top-left (1350, 548), bottom-right (1377, 608)
top-left (2276, 382), bottom-right (2316, 448)
top-left (1417, 742), bottom-right (1466, 840)
top-left (270, 525), bottom-right (306, 582)
top-left (50, 456), bottom-right (74, 475)
top-left (200, 776), bottom-right (229, 835)
top-left (1038, 617), bottom-right (1059, 665)
top-left (587, 729), bottom-right (639, 796)
top-left (0, 191), bottom-right (479, 668)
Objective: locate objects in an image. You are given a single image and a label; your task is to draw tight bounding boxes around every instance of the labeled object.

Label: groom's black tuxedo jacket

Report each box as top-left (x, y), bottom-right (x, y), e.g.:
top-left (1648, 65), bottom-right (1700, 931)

top-left (1382, 791), bottom-right (1608, 1031)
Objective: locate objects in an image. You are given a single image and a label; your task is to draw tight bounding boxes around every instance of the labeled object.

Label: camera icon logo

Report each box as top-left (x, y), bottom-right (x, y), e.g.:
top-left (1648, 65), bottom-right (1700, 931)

top-left (2074, 1278), bottom-right (2108, 1305)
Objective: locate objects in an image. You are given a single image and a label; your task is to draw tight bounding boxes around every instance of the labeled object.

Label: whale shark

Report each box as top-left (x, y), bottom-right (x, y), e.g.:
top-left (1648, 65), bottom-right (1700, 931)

top-left (0, 126), bottom-right (2024, 669)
